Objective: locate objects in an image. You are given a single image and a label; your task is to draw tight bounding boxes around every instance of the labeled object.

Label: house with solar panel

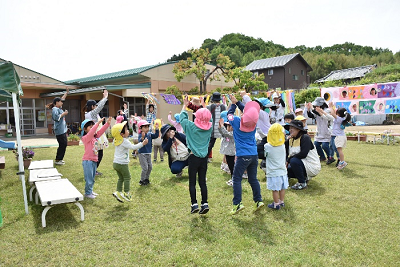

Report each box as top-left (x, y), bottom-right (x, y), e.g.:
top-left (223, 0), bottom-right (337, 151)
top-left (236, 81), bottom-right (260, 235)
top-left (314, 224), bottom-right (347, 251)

top-left (315, 64), bottom-right (377, 84)
top-left (245, 53), bottom-right (313, 90)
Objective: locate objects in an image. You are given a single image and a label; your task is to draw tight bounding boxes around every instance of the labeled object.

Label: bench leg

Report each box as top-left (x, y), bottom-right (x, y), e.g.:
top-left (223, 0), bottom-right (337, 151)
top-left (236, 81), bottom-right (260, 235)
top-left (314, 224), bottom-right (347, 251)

top-left (42, 206), bottom-right (52, 227)
top-left (35, 191), bottom-right (39, 205)
top-left (29, 185), bottom-right (36, 202)
top-left (74, 202), bottom-right (85, 222)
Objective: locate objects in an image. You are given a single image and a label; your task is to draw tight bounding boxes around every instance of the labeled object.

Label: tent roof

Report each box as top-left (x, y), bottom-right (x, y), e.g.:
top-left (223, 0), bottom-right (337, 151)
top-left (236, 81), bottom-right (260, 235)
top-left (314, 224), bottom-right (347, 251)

top-left (0, 61), bottom-right (24, 102)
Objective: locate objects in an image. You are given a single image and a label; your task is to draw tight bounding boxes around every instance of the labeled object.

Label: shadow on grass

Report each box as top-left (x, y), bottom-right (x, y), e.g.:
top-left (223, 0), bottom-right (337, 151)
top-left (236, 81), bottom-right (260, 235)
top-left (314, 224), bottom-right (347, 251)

top-left (30, 202), bottom-right (83, 233)
top-left (188, 216), bottom-right (218, 243)
top-left (231, 214), bottom-right (276, 246)
top-left (105, 204), bottom-right (130, 222)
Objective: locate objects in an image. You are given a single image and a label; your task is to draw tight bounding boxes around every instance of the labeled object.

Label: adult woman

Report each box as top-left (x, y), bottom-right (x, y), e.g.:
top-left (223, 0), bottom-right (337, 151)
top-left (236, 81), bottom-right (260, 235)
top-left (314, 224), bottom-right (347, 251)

top-left (269, 92), bottom-right (285, 125)
top-left (46, 89), bottom-right (69, 165)
top-left (84, 89), bottom-right (109, 175)
top-left (285, 120), bottom-right (321, 190)
top-left (161, 124), bottom-right (189, 177)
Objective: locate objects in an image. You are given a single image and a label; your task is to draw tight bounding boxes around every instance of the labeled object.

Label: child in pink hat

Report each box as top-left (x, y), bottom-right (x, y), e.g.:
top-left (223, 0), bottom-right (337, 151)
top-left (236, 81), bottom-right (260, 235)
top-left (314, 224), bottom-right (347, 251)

top-left (179, 106), bottom-right (213, 215)
top-left (227, 95), bottom-right (264, 215)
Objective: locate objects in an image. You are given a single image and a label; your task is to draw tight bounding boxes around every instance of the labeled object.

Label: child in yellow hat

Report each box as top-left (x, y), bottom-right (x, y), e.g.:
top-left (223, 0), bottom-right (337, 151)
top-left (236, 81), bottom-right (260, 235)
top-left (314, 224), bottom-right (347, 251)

top-left (111, 121), bottom-right (148, 203)
top-left (264, 123), bottom-right (288, 210)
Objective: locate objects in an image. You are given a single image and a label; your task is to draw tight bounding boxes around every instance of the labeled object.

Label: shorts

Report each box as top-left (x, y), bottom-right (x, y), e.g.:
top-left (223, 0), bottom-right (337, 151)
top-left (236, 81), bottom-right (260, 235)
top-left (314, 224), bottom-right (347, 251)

top-left (267, 175), bottom-right (289, 191)
top-left (334, 135), bottom-right (347, 148)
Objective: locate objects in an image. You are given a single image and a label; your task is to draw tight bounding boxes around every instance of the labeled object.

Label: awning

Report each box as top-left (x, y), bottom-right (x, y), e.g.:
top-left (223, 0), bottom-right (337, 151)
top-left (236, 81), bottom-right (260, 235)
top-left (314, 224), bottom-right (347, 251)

top-left (39, 83), bottom-right (151, 98)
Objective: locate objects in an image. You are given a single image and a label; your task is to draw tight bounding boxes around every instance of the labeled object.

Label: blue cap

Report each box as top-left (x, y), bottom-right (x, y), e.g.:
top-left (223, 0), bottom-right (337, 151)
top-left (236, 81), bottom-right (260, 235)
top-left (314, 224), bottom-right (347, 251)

top-left (220, 111), bottom-right (228, 123)
top-left (81, 119), bottom-right (92, 136)
top-left (255, 97), bottom-right (274, 108)
top-left (174, 113), bottom-right (180, 123)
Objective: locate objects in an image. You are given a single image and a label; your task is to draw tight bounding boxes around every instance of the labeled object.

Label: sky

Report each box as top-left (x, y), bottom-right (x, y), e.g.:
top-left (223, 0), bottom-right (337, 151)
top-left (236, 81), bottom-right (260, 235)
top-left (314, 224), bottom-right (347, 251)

top-left (1, 0), bottom-right (399, 82)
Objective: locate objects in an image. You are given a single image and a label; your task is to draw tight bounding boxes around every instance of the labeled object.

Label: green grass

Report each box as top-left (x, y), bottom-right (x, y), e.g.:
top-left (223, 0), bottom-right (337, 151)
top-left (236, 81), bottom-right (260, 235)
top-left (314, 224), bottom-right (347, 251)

top-left (0, 141), bottom-right (399, 265)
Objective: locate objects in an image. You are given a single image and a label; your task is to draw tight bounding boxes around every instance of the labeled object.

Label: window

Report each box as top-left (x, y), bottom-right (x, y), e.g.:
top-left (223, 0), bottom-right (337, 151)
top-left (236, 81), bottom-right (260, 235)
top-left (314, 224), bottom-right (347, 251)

top-left (253, 71), bottom-right (258, 77)
top-left (293, 75), bottom-right (298, 81)
top-left (301, 70), bottom-right (304, 75)
top-left (268, 69), bottom-right (273, 75)
top-left (288, 68), bottom-right (291, 74)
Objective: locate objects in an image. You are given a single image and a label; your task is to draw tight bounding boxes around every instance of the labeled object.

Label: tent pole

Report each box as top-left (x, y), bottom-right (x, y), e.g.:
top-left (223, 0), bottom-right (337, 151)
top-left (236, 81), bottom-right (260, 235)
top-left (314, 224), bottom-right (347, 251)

top-left (12, 93), bottom-right (28, 214)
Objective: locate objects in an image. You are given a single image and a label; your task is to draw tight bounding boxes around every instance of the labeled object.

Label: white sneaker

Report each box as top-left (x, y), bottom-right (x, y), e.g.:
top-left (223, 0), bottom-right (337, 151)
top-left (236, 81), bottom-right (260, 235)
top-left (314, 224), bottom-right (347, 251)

top-left (242, 173), bottom-right (248, 179)
top-left (55, 160), bottom-right (65, 165)
top-left (176, 172), bottom-right (183, 178)
top-left (207, 158), bottom-right (212, 163)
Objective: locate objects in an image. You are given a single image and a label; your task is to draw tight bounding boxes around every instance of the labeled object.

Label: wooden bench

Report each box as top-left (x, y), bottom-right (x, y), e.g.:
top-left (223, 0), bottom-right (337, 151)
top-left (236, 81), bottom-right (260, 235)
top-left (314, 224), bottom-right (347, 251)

top-left (0, 156), bottom-right (5, 169)
top-left (35, 178), bottom-right (84, 227)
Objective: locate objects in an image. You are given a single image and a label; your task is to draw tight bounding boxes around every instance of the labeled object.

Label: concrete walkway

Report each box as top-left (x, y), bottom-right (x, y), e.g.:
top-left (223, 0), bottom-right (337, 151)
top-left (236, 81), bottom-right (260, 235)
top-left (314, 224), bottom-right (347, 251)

top-left (3, 134), bottom-right (60, 148)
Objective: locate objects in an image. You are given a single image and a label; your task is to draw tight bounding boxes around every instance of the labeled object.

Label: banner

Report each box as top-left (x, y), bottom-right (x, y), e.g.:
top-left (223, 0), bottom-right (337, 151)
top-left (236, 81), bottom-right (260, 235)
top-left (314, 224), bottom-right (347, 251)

top-left (320, 82), bottom-right (400, 114)
top-left (159, 94), bottom-right (181, 105)
top-left (141, 92), bottom-right (160, 104)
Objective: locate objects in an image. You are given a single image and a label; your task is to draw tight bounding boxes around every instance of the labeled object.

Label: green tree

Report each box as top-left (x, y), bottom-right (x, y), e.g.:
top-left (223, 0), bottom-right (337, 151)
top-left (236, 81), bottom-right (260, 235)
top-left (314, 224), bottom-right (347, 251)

top-left (294, 88), bottom-right (321, 107)
top-left (223, 67), bottom-right (268, 93)
top-left (172, 48), bottom-right (235, 93)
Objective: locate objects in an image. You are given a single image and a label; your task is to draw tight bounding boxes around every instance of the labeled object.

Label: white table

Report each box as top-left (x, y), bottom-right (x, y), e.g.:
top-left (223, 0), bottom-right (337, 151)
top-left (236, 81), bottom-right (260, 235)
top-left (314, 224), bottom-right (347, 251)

top-left (28, 160), bottom-right (54, 170)
top-left (28, 168), bottom-right (62, 202)
top-left (35, 179), bottom-right (84, 227)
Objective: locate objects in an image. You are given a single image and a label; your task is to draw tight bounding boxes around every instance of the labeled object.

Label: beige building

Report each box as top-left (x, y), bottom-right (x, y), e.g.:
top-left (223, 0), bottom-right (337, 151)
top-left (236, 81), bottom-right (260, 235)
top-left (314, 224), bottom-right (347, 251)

top-left (0, 59), bottom-right (234, 136)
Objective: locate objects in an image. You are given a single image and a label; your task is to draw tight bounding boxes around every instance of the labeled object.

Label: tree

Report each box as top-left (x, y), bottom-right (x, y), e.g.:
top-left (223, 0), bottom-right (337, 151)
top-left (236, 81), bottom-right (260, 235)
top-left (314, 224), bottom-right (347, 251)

top-left (223, 67), bottom-right (268, 93)
top-left (172, 48), bottom-right (235, 93)
top-left (165, 85), bottom-right (183, 100)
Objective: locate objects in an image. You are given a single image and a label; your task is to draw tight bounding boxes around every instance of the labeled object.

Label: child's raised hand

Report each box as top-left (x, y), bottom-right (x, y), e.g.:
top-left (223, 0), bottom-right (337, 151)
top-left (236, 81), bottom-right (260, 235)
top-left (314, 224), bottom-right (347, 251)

top-left (99, 117), bottom-right (105, 123)
top-left (142, 138), bottom-right (149, 146)
top-left (106, 116), bottom-right (112, 124)
top-left (219, 118), bottom-right (224, 127)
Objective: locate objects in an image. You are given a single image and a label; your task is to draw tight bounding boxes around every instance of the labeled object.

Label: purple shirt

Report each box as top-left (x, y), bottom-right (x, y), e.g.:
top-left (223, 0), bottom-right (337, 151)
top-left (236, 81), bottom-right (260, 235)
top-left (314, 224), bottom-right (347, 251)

top-left (331, 116), bottom-right (345, 136)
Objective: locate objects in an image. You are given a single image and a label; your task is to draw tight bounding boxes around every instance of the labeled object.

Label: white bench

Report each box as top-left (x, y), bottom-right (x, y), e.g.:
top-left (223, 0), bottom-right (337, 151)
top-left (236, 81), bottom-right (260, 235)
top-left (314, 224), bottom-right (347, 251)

top-left (29, 168), bottom-right (62, 202)
top-left (35, 178), bottom-right (84, 227)
top-left (28, 160), bottom-right (54, 170)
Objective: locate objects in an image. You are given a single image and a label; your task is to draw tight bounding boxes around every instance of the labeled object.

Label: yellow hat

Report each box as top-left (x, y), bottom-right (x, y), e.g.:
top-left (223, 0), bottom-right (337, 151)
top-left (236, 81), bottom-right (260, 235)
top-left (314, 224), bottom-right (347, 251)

top-left (267, 123), bottom-right (285, 146)
top-left (153, 119), bottom-right (162, 131)
top-left (295, 115), bottom-right (306, 121)
top-left (111, 121), bottom-right (127, 146)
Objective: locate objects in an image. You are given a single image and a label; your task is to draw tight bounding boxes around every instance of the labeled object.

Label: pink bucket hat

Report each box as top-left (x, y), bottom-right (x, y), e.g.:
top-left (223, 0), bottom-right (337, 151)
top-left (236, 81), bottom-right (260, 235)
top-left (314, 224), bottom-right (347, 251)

top-left (240, 101), bottom-right (260, 132)
top-left (116, 115), bottom-right (124, 123)
top-left (295, 108), bottom-right (303, 114)
top-left (194, 108), bottom-right (212, 130)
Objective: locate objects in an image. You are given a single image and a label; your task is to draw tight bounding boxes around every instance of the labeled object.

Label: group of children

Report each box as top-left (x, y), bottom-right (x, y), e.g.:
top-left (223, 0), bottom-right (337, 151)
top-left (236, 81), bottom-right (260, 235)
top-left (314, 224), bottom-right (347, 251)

top-left (73, 91), bottom-right (352, 215)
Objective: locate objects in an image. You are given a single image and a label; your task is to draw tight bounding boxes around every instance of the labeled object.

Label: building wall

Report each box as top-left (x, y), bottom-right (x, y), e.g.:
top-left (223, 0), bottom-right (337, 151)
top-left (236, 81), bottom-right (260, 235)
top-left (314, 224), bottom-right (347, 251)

top-left (260, 67), bottom-right (286, 90)
top-left (284, 57), bottom-right (309, 89)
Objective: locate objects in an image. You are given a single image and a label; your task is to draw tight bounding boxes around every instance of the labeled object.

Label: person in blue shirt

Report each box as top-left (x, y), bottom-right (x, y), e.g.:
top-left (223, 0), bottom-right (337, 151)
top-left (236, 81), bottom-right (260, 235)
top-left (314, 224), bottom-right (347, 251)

top-left (137, 120), bottom-right (159, 185)
top-left (227, 94), bottom-right (264, 215)
top-left (46, 89), bottom-right (69, 165)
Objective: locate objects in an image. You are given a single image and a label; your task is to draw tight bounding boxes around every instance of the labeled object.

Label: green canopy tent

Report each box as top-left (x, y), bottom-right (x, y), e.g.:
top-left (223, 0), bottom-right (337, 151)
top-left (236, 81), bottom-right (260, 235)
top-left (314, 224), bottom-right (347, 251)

top-left (0, 61), bottom-right (28, 214)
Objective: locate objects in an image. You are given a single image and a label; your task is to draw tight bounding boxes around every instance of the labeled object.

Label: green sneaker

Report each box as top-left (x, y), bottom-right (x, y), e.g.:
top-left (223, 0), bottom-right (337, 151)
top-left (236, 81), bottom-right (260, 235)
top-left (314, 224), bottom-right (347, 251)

top-left (231, 203), bottom-right (245, 215)
top-left (112, 192), bottom-right (124, 203)
top-left (121, 192), bottom-right (132, 202)
top-left (254, 201), bottom-right (265, 212)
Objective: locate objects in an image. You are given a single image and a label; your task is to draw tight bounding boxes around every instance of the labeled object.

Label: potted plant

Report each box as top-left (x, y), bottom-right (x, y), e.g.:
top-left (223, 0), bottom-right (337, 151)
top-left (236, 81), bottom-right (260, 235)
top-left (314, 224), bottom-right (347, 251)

top-left (107, 132), bottom-right (113, 143)
top-left (346, 132), bottom-right (367, 141)
top-left (67, 134), bottom-right (80, 146)
top-left (13, 147), bottom-right (35, 168)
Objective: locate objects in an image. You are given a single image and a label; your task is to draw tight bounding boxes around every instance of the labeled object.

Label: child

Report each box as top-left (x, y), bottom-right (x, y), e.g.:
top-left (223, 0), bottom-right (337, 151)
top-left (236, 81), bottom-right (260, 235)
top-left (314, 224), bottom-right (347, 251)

top-left (81, 117), bottom-right (112, 199)
top-left (137, 120), bottom-right (160, 185)
top-left (180, 107), bottom-right (213, 215)
top-left (284, 113), bottom-right (295, 138)
top-left (295, 115), bottom-right (308, 130)
top-left (227, 95), bottom-right (264, 215)
top-left (218, 117), bottom-right (235, 186)
top-left (111, 121), bottom-right (148, 203)
top-left (152, 119), bottom-right (164, 162)
top-left (270, 92), bottom-right (285, 125)
top-left (168, 111), bottom-right (183, 133)
top-left (264, 123), bottom-right (288, 210)
top-left (145, 99), bottom-right (157, 127)
top-left (329, 102), bottom-right (351, 170)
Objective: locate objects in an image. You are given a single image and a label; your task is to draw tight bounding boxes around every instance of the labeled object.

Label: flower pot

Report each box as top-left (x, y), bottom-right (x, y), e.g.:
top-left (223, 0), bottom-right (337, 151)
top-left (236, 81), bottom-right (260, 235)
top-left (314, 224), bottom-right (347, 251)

top-left (347, 135), bottom-right (366, 141)
top-left (67, 141), bottom-right (79, 146)
top-left (23, 158), bottom-right (32, 169)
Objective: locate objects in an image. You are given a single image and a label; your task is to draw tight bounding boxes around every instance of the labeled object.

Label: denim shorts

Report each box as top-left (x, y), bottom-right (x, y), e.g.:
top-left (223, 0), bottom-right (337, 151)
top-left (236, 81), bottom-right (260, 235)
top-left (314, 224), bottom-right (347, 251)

top-left (267, 175), bottom-right (289, 191)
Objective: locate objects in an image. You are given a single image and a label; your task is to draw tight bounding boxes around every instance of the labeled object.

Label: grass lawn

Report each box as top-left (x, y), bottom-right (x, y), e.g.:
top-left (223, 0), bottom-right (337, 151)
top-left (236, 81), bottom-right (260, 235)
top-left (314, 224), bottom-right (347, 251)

top-left (0, 141), bottom-right (399, 265)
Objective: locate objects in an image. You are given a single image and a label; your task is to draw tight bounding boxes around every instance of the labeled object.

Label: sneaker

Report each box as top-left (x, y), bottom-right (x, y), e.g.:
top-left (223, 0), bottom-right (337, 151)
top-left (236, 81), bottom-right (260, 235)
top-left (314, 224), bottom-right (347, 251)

top-left (207, 158), bottom-right (212, 163)
top-left (242, 173), bottom-right (248, 179)
top-left (54, 160), bottom-right (65, 165)
top-left (92, 191), bottom-right (99, 196)
top-left (279, 202), bottom-right (285, 208)
top-left (121, 192), bottom-right (132, 202)
top-left (95, 171), bottom-right (103, 176)
top-left (112, 192), bottom-right (124, 203)
top-left (231, 203), bottom-right (245, 215)
top-left (326, 157), bottom-right (336, 165)
top-left (254, 201), bottom-right (265, 212)
top-left (199, 203), bottom-right (209, 214)
top-left (144, 179), bottom-right (150, 185)
top-left (226, 179), bottom-right (233, 186)
top-left (291, 182), bottom-right (307, 190)
top-left (220, 163), bottom-right (226, 170)
top-left (161, 159), bottom-right (164, 162)
top-left (223, 166), bottom-right (231, 174)
top-left (337, 161), bottom-right (348, 170)
top-left (132, 153), bottom-right (137, 158)
top-left (191, 203), bottom-right (199, 213)
top-left (85, 193), bottom-right (96, 199)
top-left (139, 180), bottom-right (146, 186)
top-left (153, 159), bottom-right (157, 162)
top-left (176, 172), bottom-right (183, 178)
top-left (267, 203), bottom-right (281, 210)
top-left (335, 159), bottom-right (340, 167)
